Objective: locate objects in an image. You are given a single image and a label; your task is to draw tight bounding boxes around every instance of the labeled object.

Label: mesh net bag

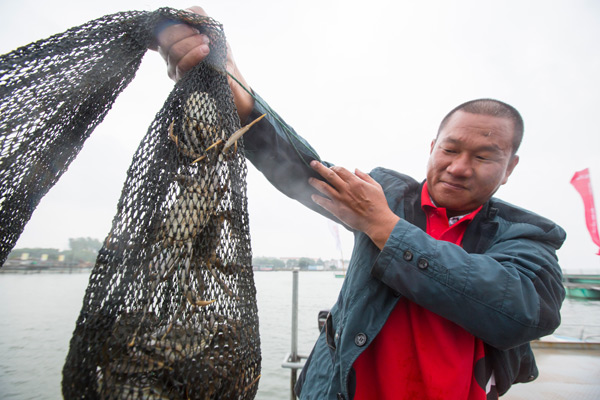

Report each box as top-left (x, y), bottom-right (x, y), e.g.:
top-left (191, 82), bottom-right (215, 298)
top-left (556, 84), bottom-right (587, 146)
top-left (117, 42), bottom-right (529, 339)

top-left (0, 8), bottom-right (261, 399)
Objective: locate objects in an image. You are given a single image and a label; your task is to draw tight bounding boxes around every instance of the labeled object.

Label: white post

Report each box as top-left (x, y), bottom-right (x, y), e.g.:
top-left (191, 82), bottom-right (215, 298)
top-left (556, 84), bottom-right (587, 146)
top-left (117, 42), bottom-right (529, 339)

top-left (290, 269), bottom-right (299, 399)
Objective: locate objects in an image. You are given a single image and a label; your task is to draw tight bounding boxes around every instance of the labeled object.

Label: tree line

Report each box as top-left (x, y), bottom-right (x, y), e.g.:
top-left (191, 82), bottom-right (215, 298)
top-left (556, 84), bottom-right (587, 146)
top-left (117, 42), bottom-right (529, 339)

top-left (252, 256), bottom-right (339, 270)
top-left (9, 240), bottom-right (341, 269)
top-left (8, 237), bottom-right (103, 264)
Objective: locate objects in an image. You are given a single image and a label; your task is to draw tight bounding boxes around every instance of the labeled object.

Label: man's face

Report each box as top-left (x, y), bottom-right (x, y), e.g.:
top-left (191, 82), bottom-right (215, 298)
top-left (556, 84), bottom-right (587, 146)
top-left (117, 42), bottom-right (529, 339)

top-left (426, 110), bottom-right (519, 217)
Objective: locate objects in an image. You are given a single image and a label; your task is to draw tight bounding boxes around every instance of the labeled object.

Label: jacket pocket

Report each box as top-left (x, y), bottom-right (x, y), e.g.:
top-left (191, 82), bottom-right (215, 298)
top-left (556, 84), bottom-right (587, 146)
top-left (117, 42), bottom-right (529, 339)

top-left (325, 312), bottom-right (336, 350)
top-left (325, 311), bottom-right (341, 366)
top-left (487, 343), bottom-right (538, 396)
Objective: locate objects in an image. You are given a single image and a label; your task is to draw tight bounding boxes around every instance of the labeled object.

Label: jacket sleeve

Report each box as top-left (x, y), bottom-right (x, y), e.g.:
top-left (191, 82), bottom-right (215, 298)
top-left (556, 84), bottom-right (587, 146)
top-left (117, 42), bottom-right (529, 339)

top-left (371, 216), bottom-right (566, 350)
top-left (242, 93), bottom-right (340, 221)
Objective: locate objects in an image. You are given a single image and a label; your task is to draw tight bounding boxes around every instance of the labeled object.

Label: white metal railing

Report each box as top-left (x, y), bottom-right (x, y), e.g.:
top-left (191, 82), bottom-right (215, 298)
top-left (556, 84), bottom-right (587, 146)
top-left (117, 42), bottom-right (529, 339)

top-left (282, 269), bottom-right (309, 400)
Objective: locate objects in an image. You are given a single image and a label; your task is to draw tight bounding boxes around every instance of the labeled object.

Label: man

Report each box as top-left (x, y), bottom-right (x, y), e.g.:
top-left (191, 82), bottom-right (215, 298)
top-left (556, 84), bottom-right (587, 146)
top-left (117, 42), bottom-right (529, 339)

top-left (154, 7), bottom-right (566, 399)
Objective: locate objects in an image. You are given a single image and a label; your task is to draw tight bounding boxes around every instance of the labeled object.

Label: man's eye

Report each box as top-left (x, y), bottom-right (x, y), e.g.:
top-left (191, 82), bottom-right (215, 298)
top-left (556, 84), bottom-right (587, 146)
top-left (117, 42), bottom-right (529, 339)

top-left (442, 148), bottom-right (456, 154)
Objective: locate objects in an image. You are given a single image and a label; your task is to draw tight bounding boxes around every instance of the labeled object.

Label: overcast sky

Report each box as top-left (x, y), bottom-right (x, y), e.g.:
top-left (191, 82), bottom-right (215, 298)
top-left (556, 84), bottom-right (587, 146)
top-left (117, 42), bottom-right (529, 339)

top-left (1, 0), bottom-right (599, 272)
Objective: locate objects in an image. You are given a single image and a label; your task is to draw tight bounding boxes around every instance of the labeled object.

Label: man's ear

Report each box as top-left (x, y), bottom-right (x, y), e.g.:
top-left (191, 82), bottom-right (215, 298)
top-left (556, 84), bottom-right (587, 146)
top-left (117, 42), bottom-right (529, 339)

top-left (502, 155), bottom-right (519, 185)
top-left (430, 139), bottom-right (436, 155)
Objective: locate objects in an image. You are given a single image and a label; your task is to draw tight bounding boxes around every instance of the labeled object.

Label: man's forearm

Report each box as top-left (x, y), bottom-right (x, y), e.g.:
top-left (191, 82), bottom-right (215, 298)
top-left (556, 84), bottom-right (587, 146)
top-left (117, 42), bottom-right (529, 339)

top-left (242, 94), bottom-right (338, 221)
top-left (371, 218), bottom-right (564, 349)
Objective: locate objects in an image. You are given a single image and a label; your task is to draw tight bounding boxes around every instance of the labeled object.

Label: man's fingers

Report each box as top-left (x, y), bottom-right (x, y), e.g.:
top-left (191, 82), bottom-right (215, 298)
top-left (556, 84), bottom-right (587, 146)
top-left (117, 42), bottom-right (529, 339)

top-left (166, 33), bottom-right (209, 63)
top-left (308, 177), bottom-right (336, 201)
top-left (308, 163), bottom-right (394, 238)
top-left (172, 39), bottom-right (211, 79)
top-left (310, 160), bottom-right (335, 181)
top-left (330, 165), bottom-right (356, 181)
top-left (155, 8), bottom-right (212, 81)
top-left (157, 25), bottom-right (199, 58)
top-left (355, 168), bottom-right (377, 185)
top-left (310, 160), bottom-right (350, 189)
top-left (156, 6), bottom-right (208, 57)
top-left (310, 193), bottom-right (334, 212)
top-left (186, 6), bottom-right (209, 16)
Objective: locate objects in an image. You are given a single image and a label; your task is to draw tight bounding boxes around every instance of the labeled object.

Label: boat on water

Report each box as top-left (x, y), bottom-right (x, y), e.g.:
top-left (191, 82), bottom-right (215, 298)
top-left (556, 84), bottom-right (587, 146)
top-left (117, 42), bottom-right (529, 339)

top-left (563, 274), bottom-right (600, 300)
top-left (564, 283), bottom-right (600, 300)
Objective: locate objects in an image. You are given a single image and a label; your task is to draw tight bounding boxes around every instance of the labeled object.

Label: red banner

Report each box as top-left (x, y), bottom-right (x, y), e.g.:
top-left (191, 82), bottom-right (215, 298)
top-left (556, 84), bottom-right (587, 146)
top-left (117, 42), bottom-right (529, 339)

top-left (570, 168), bottom-right (600, 255)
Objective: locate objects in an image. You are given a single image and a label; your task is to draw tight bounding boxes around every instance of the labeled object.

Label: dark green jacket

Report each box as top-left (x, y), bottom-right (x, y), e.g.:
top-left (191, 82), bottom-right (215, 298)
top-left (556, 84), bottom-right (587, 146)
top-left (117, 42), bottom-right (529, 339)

top-left (243, 95), bottom-right (566, 399)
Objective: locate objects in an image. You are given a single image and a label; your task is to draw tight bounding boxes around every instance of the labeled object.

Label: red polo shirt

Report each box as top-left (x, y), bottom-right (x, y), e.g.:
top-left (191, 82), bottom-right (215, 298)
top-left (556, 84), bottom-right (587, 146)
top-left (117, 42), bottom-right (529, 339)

top-left (353, 183), bottom-right (496, 399)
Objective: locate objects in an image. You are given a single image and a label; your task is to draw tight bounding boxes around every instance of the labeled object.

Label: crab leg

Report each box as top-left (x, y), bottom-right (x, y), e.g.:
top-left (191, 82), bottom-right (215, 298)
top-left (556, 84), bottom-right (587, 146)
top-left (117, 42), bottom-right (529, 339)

top-left (223, 113), bottom-right (266, 151)
top-left (205, 139), bottom-right (223, 152)
top-left (190, 113), bottom-right (266, 165)
top-left (191, 155), bottom-right (206, 164)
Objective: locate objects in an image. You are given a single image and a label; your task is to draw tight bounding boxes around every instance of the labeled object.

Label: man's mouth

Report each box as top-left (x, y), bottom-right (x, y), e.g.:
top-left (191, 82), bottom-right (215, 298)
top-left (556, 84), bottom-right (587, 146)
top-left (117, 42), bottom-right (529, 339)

top-left (441, 180), bottom-right (468, 190)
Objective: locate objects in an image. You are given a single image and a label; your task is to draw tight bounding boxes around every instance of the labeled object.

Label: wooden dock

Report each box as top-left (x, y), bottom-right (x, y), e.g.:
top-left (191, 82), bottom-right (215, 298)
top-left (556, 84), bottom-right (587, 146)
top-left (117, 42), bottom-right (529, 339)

top-left (504, 338), bottom-right (600, 400)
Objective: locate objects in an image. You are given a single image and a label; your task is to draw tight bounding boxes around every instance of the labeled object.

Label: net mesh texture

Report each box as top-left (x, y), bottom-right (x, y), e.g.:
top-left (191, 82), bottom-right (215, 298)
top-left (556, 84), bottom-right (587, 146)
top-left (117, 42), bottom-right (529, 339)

top-left (0, 8), bottom-right (261, 399)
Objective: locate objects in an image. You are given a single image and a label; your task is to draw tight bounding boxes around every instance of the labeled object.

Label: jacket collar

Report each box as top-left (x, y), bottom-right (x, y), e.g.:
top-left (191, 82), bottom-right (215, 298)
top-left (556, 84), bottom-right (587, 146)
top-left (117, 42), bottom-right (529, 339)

top-left (404, 181), bottom-right (427, 231)
top-left (462, 201), bottom-right (499, 254)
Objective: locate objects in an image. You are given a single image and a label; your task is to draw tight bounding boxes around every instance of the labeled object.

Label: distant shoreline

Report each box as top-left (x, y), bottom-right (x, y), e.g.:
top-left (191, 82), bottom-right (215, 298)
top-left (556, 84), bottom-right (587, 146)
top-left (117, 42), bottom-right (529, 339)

top-left (0, 263), bottom-right (93, 274)
top-left (0, 264), bottom-right (344, 274)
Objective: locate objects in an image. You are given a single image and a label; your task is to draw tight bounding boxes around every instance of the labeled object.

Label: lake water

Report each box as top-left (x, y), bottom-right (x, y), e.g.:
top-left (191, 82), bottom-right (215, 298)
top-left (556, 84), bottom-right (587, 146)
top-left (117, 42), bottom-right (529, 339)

top-left (0, 270), bottom-right (598, 399)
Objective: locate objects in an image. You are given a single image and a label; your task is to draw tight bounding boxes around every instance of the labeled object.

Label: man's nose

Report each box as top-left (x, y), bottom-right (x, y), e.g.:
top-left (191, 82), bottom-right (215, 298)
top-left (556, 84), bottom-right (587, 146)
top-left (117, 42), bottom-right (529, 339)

top-left (447, 154), bottom-right (473, 177)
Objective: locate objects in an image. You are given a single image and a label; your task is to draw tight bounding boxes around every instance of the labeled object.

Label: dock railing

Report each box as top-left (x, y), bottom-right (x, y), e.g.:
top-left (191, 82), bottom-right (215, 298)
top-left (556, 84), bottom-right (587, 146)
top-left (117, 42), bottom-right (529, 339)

top-left (282, 269), bottom-right (308, 400)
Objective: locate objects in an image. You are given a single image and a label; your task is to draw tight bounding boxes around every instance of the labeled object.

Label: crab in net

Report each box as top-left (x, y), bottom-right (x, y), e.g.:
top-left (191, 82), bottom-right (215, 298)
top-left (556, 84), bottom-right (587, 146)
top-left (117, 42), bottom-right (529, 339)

top-left (155, 91), bottom-right (264, 314)
top-left (95, 90), bottom-right (264, 398)
top-left (98, 308), bottom-right (258, 399)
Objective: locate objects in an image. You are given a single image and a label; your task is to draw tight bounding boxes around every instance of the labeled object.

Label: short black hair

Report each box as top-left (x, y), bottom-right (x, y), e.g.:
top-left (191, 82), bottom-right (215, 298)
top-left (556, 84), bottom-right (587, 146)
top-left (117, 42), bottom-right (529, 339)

top-left (437, 99), bottom-right (524, 155)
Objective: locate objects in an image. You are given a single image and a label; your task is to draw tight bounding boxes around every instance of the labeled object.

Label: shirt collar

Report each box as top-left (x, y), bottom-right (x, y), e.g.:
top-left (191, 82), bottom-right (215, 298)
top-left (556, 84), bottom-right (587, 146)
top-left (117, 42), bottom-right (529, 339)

top-left (421, 182), bottom-right (482, 226)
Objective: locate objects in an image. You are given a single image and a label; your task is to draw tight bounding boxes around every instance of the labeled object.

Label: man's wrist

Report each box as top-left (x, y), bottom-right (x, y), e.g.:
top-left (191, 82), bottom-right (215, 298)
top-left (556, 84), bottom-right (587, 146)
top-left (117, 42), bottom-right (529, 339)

top-left (367, 214), bottom-right (401, 250)
top-left (228, 69), bottom-right (254, 123)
